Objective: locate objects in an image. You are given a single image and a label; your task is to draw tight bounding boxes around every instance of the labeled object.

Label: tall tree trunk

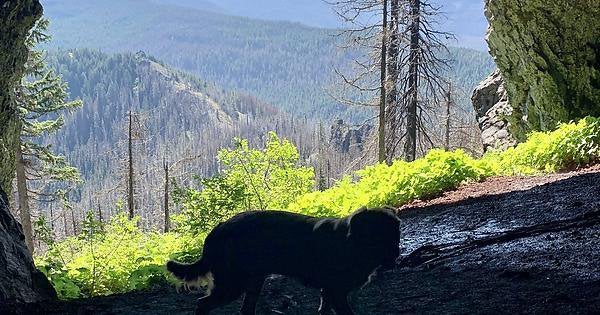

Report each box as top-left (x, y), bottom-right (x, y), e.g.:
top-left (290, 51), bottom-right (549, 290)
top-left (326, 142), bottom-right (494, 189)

top-left (163, 158), bottom-right (170, 233)
top-left (71, 209), bottom-right (77, 235)
top-left (15, 140), bottom-right (34, 253)
top-left (386, 0), bottom-right (400, 164)
top-left (378, 0), bottom-right (388, 163)
top-left (445, 82), bottom-right (452, 150)
top-left (128, 111), bottom-right (134, 219)
top-left (405, 0), bottom-right (420, 162)
top-left (97, 201), bottom-right (103, 225)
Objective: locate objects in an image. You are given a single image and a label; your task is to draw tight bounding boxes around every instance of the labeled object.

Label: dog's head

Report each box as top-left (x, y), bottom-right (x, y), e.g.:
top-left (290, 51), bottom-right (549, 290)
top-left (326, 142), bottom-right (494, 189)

top-left (347, 207), bottom-right (400, 270)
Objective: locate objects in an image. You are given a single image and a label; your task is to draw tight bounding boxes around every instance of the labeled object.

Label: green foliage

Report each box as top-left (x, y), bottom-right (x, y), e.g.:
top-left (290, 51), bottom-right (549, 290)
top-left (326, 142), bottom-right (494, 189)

top-left (481, 117), bottom-right (600, 175)
top-left (37, 118), bottom-right (599, 300)
top-left (174, 132), bottom-right (314, 233)
top-left (289, 149), bottom-right (489, 217)
top-left (16, 17), bottom-right (83, 203)
top-left (36, 213), bottom-right (203, 299)
top-left (289, 117), bottom-right (600, 216)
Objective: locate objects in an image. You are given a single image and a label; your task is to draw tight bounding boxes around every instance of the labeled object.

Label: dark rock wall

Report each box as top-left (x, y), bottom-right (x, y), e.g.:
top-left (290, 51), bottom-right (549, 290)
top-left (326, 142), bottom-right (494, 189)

top-left (1, 0), bottom-right (42, 193)
top-left (0, 0), bottom-right (57, 309)
top-left (483, 0), bottom-right (600, 140)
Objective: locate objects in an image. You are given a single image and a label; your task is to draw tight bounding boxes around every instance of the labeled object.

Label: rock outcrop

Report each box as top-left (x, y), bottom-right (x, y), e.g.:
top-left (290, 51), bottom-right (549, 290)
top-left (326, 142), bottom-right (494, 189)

top-left (0, 0), bottom-right (42, 192)
top-left (474, 0), bottom-right (600, 143)
top-left (0, 186), bottom-right (56, 311)
top-left (0, 0), bottom-right (57, 310)
top-left (329, 119), bottom-right (372, 154)
top-left (472, 70), bottom-right (516, 151)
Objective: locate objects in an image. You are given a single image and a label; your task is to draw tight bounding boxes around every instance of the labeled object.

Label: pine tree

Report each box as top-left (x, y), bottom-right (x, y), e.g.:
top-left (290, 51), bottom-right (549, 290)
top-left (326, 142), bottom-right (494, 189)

top-left (14, 18), bottom-right (83, 253)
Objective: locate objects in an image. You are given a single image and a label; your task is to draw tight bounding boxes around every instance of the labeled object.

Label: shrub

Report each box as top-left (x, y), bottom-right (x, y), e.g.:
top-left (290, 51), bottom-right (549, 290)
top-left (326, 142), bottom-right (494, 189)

top-left (289, 149), bottom-right (490, 217)
top-left (482, 116), bottom-right (600, 175)
top-left (289, 117), bottom-right (600, 216)
top-left (36, 213), bottom-right (203, 299)
top-left (173, 131), bottom-right (314, 233)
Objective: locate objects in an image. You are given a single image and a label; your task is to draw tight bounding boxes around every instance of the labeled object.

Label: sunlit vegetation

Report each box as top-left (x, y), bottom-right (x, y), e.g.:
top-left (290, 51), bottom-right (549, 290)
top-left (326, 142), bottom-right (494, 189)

top-left (36, 116), bottom-right (599, 299)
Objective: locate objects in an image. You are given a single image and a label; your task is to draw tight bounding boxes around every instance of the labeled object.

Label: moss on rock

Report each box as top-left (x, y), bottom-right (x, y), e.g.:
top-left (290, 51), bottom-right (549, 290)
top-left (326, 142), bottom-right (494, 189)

top-left (0, 0), bottom-right (42, 193)
top-left (485, 0), bottom-right (600, 140)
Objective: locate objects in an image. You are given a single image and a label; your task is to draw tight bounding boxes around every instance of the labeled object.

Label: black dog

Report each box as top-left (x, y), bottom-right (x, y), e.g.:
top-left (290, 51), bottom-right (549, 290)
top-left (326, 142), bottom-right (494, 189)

top-left (167, 207), bottom-right (400, 315)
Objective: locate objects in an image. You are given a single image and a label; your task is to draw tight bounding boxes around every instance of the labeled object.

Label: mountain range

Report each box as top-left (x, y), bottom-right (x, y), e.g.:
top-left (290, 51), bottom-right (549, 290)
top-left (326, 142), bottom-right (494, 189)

top-left (146, 0), bottom-right (489, 50)
top-left (41, 0), bottom-right (494, 121)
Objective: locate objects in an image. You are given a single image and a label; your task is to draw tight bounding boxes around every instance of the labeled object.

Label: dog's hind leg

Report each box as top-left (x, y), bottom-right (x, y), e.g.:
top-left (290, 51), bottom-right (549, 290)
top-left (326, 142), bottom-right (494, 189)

top-left (240, 277), bottom-right (265, 315)
top-left (318, 289), bottom-right (333, 315)
top-left (194, 283), bottom-right (243, 315)
top-left (323, 290), bottom-right (354, 315)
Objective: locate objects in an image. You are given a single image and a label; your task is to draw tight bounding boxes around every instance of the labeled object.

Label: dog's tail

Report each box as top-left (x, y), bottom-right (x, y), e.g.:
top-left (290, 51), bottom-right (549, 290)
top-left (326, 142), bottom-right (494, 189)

top-left (166, 258), bottom-right (214, 292)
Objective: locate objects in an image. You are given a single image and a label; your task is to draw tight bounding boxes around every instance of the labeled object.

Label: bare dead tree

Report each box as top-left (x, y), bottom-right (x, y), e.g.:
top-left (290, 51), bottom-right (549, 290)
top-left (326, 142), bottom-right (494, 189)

top-left (378, 0), bottom-right (388, 163)
top-left (444, 81), bottom-right (452, 150)
top-left (128, 111), bottom-right (134, 219)
top-left (400, 0), bottom-right (453, 161)
top-left (327, 0), bottom-right (387, 166)
top-left (126, 111), bottom-right (145, 219)
top-left (328, 0), bottom-right (452, 164)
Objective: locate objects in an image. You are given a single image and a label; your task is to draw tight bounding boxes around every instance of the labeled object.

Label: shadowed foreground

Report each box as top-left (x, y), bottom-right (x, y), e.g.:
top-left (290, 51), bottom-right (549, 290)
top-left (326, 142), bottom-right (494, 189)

top-left (32, 167), bottom-right (600, 314)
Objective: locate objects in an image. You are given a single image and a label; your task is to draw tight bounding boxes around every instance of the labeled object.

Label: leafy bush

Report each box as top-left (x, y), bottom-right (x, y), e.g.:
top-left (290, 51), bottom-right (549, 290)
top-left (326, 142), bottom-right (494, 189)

top-left (289, 117), bottom-right (600, 216)
top-left (36, 212), bottom-right (203, 299)
top-left (289, 149), bottom-right (490, 217)
top-left (481, 116), bottom-right (600, 175)
top-left (173, 132), bottom-right (314, 233)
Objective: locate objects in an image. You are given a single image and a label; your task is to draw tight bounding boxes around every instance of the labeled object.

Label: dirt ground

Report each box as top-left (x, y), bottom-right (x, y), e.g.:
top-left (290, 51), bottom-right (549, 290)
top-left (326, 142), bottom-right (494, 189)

top-left (25, 166), bottom-right (600, 314)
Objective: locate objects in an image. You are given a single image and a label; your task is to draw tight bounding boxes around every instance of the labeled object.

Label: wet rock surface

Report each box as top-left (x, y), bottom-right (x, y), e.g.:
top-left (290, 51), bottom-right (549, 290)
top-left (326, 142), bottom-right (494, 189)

top-left (37, 167), bottom-right (600, 314)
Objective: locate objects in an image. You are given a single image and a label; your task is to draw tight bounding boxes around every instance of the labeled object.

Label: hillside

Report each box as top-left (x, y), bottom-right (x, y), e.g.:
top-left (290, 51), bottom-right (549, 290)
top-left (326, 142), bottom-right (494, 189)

top-left (37, 166), bottom-right (600, 314)
top-left (41, 0), bottom-right (495, 120)
top-left (149, 0), bottom-right (488, 50)
top-left (44, 49), bottom-right (319, 230)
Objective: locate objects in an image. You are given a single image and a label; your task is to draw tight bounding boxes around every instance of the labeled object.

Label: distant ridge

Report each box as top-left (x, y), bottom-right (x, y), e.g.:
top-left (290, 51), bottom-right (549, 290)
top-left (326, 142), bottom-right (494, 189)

top-left (42, 0), bottom-right (494, 121)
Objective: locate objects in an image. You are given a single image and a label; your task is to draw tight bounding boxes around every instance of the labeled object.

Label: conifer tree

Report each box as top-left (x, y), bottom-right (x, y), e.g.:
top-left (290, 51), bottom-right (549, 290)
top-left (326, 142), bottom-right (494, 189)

top-left (14, 18), bottom-right (83, 253)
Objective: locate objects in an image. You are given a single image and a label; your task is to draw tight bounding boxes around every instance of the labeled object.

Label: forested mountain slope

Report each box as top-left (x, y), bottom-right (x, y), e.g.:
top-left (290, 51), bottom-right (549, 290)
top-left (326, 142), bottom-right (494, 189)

top-left (44, 49), bottom-right (318, 231)
top-left (41, 0), bottom-right (494, 120)
top-left (150, 0), bottom-right (488, 50)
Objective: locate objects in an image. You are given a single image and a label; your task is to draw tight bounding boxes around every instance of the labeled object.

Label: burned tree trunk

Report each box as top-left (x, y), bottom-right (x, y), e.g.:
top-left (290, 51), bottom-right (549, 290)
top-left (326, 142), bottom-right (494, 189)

top-left (404, 0), bottom-right (420, 162)
top-left (15, 140), bottom-right (34, 253)
top-left (378, 0), bottom-right (389, 163)
top-left (386, 0), bottom-right (400, 164)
